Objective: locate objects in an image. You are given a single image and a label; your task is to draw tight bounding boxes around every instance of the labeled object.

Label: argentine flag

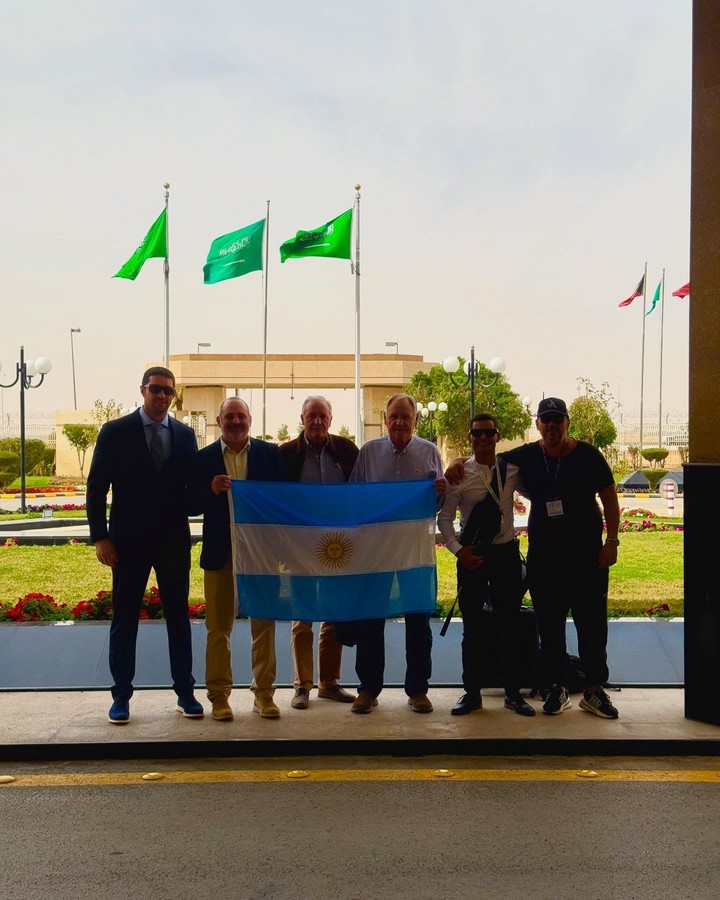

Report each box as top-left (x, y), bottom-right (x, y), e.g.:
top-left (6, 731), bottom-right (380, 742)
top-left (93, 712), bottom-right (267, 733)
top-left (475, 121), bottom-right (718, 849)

top-left (229, 479), bottom-right (438, 621)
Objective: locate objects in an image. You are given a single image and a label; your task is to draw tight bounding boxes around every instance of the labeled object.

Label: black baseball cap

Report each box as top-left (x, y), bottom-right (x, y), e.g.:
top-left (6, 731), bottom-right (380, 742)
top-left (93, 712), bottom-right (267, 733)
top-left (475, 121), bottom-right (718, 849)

top-left (536, 397), bottom-right (569, 418)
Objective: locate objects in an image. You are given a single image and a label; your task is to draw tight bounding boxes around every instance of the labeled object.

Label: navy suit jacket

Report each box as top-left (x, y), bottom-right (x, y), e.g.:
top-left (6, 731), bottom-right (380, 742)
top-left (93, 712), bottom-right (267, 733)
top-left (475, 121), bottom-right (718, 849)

top-left (189, 437), bottom-right (285, 571)
top-left (86, 410), bottom-right (198, 549)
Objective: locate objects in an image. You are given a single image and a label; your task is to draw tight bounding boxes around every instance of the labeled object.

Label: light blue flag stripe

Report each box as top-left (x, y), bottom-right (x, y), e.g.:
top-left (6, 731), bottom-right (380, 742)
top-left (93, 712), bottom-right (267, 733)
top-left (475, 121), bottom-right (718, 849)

top-left (231, 479), bottom-right (435, 526)
top-left (230, 480), bottom-right (438, 621)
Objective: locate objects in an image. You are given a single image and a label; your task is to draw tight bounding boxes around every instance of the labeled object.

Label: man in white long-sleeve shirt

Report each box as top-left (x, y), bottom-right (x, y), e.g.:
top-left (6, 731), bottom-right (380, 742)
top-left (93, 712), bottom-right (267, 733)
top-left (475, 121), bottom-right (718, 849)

top-left (438, 412), bottom-right (535, 717)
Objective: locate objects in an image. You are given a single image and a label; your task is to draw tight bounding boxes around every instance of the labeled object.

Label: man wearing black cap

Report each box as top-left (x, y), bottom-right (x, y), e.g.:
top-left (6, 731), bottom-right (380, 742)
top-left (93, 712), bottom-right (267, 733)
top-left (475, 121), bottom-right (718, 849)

top-left (501, 398), bottom-right (621, 719)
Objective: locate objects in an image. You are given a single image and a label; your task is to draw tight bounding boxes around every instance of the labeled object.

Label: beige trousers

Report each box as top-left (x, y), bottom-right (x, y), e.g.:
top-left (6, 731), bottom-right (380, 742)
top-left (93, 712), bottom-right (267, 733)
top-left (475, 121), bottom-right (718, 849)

top-left (291, 620), bottom-right (343, 691)
top-left (204, 564), bottom-right (276, 701)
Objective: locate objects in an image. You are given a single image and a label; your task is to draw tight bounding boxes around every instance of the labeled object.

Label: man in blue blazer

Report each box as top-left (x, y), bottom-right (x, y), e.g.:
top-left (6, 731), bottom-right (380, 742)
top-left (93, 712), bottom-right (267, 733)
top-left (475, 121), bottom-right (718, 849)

top-left (190, 397), bottom-right (285, 722)
top-left (87, 366), bottom-right (202, 724)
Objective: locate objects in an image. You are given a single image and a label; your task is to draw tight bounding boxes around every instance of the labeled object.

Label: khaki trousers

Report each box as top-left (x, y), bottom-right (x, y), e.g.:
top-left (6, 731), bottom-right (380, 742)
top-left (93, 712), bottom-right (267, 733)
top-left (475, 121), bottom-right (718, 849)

top-left (291, 620), bottom-right (343, 691)
top-left (204, 564), bottom-right (276, 701)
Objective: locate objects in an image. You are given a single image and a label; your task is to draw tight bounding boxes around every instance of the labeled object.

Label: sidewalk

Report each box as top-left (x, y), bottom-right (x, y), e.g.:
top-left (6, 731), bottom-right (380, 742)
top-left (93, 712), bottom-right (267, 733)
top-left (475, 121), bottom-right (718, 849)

top-left (1, 687), bottom-right (718, 763)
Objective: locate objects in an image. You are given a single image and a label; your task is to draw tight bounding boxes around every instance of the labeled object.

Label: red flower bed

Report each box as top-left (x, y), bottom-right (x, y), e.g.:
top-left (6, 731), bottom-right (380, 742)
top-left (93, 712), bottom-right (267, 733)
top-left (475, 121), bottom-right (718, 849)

top-left (1, 592), bottom-right (69, 622)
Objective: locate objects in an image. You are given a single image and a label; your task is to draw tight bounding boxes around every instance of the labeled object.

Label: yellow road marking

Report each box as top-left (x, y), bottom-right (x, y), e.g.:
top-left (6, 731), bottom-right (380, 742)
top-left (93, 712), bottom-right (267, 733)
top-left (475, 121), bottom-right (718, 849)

top-left (1, 768), bottom-right (719, 788)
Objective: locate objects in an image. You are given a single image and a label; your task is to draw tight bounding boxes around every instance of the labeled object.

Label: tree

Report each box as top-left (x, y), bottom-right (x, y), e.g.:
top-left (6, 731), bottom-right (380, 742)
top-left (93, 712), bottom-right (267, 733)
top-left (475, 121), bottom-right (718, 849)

top-left (277, 423), bottom-right (290, 442)
top-left (62, 424), bottom-right (99, 479)
top-left (406, 360), bottom-right (531, 455)
top-left (568, 378), bottom-right (618, 449)
top-left (338, 424), bottom-right (354, 441)
top-left (91, 398), bottom-right (120, 427)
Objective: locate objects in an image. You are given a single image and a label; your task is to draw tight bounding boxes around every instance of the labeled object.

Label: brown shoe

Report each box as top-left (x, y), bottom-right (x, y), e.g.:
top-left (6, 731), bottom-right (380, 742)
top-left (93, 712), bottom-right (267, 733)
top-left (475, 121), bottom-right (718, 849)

top-left (351, 691), bottom-right (379, 714)
top-left (253, 696), bottom-right (280, 719)
top-left (408, 693), bottom-right (433, 714)
top-left (291, 688), bottom-right (310, 710)
top-left (318, 685), bottom-right (356, 703)
top-left (211, 698), bottom-right (234, 721)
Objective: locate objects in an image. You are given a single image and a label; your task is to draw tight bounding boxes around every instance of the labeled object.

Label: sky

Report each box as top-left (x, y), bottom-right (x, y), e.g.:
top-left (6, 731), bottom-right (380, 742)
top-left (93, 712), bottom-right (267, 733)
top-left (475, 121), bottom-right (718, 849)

top-left (0, 0), bottom-right (691, 437)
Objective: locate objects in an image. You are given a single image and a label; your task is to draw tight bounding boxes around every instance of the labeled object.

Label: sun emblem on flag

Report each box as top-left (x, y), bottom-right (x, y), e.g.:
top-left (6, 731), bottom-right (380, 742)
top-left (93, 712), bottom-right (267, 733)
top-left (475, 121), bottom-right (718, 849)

top-left (316, 532), bottom-right (354, 569)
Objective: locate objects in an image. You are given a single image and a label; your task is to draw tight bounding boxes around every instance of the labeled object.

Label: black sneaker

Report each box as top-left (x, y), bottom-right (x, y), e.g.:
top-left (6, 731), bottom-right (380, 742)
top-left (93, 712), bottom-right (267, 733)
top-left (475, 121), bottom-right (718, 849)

top-left (579, 687), bottom-right (619, 719)
top-left (451, 693), bottom-right (483, 716)
top-left (504, 694), bottom-right (536, 717)
top-left (543, 685), bottom-right (571, 715)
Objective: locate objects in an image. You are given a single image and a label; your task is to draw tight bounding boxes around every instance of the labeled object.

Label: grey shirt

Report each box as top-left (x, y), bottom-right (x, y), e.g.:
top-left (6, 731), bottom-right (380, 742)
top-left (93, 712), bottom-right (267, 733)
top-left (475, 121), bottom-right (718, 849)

top-left (300, 435), bottom-right (348, 484)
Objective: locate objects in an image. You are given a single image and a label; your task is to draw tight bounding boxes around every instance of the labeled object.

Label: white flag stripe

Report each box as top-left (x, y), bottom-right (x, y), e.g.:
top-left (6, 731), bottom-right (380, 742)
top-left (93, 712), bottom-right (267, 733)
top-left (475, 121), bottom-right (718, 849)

top-left (233, 518), bottom-right (436, 577)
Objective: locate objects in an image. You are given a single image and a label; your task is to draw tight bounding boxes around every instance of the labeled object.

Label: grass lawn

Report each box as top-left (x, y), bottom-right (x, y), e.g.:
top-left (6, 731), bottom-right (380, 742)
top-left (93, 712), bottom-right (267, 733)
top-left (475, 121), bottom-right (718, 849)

top-left (6, 476), bottom-right (54, 488)
top-left (436, 531), bottom-right (683, 618)
top-left (1, 533), bottom-right (683, 618)
top-left (0, 509), bottom-right (93, 520)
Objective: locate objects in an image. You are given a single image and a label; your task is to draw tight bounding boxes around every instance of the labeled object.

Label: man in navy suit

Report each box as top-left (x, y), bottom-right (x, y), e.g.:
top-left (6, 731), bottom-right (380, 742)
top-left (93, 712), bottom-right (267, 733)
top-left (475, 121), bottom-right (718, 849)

top-left (190, 397), bottom-right (285, 722)
top-left (87, 366), bottom-right (202, 724)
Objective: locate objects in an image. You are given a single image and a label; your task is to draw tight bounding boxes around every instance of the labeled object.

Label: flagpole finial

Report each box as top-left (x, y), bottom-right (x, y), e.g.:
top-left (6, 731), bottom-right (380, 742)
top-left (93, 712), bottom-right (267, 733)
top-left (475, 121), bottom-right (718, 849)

top-left (164, 182), bottom-right (170, 189)
top-left (354, 183), bottom-right (361, 192)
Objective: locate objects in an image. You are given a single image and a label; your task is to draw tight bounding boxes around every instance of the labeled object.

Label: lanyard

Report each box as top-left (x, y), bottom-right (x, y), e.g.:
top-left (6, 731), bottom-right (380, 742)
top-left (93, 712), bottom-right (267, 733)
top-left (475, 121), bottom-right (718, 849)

top-left (541, 442), bottom-right (562, 497)
top-left (476, 459), bottom-right (504, 508)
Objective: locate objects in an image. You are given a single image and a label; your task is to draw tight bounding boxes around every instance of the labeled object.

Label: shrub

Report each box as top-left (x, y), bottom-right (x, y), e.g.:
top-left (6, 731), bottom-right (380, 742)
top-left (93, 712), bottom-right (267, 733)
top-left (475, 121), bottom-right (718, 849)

top-left (645, 469), bottom-right (669, 491)
top-left (0, 450), bottom-right (20, 488)
top-left (641, 447), bottom-right (670, 468)
top-left (70, 586), bottom-right (164, 620)
top-left (1, 592), bottom-right (69, 622)
top-left (0, 439), bottom-right (49, 475)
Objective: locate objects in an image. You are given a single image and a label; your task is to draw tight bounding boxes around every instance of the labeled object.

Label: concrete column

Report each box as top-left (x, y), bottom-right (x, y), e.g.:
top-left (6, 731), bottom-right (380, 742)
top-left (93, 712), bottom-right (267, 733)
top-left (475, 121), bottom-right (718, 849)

top-left (684, 0), bottom-right (720, 725)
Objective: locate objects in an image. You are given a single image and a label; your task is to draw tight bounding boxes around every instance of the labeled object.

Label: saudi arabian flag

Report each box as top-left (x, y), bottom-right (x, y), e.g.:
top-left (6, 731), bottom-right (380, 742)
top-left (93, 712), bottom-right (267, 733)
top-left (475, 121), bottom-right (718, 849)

top-left (279, 209), bottom-right (352, 263)
top-left (645, 280), bottom-right (662, 317)
top-left (204, 219), bottom-right (265, 285)
top-left (113, 209), bottom-right (167, 281)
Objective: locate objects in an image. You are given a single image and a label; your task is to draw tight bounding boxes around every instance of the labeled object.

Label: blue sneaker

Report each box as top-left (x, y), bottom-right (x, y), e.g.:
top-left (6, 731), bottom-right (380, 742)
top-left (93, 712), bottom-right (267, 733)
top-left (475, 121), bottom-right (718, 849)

top-left (176, 694), bottom-right (204, 718)
top-left (108, 698), bottom-right (130, 724)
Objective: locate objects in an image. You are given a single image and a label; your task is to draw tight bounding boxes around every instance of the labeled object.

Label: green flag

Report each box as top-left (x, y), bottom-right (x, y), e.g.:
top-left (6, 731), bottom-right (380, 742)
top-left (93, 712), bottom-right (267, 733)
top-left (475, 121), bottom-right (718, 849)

top-left (279, 209), bottom-right (352, 263)
top-left (113, 209), bottom-right (167, 281)
top-left (203, 219), bottom-right (265, 285)
top-left (645, 280), bottom-right (662, 316)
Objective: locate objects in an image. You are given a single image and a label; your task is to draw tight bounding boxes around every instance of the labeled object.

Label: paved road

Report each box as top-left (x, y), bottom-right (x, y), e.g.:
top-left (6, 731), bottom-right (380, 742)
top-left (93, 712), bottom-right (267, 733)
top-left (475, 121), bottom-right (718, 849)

top-left (0, 755), bottom-right (716, 899)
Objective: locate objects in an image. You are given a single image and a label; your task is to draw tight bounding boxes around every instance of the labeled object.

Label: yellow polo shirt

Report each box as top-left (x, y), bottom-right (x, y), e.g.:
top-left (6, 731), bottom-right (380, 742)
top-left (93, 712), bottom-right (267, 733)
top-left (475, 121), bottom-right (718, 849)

top-left (222, 439), bottom-right (250, 481)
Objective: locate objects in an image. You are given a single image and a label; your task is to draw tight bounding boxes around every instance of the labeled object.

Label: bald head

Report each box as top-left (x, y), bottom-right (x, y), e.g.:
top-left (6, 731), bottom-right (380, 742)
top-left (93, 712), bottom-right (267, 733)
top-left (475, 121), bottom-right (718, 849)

top-left (217, 397), bottom-right (251, 450)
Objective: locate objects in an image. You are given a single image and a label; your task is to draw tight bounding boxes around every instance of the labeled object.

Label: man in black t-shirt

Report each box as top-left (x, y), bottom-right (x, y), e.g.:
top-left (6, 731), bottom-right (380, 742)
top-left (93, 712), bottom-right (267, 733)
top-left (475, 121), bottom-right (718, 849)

top-left (502, 397), bottom-right (621, 719)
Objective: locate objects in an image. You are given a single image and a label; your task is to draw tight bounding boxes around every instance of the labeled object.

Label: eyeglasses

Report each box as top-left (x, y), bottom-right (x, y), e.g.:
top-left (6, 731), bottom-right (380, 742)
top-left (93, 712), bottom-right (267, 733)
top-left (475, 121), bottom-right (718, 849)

top-left (143, 384), bottom-right (175, 396)
top-left (469, 428), bottom-right (498, 438)
top-left (539, 413), bottom-right (565, 424)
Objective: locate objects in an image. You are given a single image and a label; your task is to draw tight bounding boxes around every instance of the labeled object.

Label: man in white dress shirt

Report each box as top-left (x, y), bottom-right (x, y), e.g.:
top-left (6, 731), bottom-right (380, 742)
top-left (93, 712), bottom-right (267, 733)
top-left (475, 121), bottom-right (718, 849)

top-left (438, 412), bottom-right (535, 717)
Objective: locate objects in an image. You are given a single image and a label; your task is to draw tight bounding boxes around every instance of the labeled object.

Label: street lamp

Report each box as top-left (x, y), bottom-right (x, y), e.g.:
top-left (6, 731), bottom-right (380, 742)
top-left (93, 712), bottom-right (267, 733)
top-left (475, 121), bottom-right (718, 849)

top-left (197, 342), bottom-right (211, 354)
top-left (416, 400), bottom-right (447, 444)
top-left (0, 347), bottom-right (52, 514)
top-left (70, 328), bottom-right (81, 410)
top-left (385, 341), bottom-right (399, 354)
top-left (443, 346), bottom-right (505, 419)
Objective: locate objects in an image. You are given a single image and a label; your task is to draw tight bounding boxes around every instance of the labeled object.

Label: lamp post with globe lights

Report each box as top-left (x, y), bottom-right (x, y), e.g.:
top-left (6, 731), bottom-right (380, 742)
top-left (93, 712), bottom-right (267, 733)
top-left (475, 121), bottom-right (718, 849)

top-left (442, 347), bottom-right (506, 420)
top-left (0, 347), bottom-right (52, 513)
top-left (416, 400), bottom-right (448, 444)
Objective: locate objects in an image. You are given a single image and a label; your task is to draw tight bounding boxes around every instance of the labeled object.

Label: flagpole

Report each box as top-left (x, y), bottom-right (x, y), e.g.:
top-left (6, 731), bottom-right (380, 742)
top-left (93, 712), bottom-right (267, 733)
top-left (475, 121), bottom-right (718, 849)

top-left (354, 184), bottom-right (362, 446)
top-left (658, 267), bottom-right (666, 447)
top-left (163, 182), bottom-right (170, 367)
top-left (262, 200), bottom-right (270, 440)
top-left (639, 260), bottom-right (647, 456)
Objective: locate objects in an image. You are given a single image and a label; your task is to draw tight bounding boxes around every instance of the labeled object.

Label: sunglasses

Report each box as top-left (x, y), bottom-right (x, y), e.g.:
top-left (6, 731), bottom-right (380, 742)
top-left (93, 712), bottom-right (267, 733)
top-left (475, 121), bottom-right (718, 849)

top-left (144, 384), bottom-right (175, 396)
top-left (469, 428), bottom-right (498, 438)
top-left (539, 413), bottom-right (566, 424)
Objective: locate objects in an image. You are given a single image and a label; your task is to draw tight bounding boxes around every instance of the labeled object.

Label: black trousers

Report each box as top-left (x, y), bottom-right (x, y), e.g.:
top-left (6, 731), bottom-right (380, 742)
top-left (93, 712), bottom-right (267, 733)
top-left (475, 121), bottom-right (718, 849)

top-left (456, 540), bottom-right (525, 697)
top-left (109, 535), bottom-right (194, 702)
top-left (354, 612), bottom-right (432, 698)
top-left (528, 560), bottom-right (609, 688)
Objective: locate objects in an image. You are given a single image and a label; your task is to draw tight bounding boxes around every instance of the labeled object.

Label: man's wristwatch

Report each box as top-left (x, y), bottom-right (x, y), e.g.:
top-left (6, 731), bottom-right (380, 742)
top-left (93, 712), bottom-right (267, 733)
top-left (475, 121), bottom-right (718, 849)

top-left (605, 538), bottom-right (620, 546)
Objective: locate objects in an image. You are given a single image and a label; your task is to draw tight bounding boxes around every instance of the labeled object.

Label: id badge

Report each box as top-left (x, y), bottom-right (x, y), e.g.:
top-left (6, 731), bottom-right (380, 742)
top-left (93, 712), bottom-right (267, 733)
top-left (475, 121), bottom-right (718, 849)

top-left (546, 499), bottom-right (564, 517)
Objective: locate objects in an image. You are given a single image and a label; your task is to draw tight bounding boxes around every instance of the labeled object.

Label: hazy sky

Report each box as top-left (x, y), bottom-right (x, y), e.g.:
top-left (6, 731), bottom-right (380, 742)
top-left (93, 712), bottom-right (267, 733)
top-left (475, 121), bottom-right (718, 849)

top-left (1, 0), bottom-right (691, 436)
